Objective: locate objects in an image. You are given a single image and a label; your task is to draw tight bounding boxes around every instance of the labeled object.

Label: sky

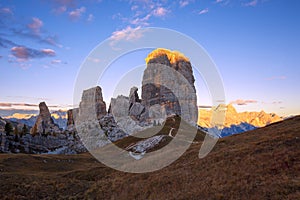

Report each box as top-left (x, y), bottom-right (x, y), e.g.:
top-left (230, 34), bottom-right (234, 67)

top-left (0, 0), bottom-right (299, 117)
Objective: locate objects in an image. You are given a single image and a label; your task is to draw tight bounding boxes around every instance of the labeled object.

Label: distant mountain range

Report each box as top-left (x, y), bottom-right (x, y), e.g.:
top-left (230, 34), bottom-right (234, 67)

top-left (2, 104), bottom-right (282, 137)
top-left (197, 104), bottom-right (282, 137)
top-left (5, 110), bottom-right (67, 130)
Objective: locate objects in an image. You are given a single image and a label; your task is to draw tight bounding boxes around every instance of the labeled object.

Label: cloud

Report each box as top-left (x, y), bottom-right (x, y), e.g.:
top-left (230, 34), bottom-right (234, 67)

top-left (11, 46), bottom-right (56, 60)
top-left (130, 14), bottom-right (151, 26)
top-left (27, 17), bottom-right (43, 35)
top-left (69, 6), bottom-right (86, 20)
top-left (51, 59), bottom-right (62, 64)
top-left (110, 26), bottom-right (144, 45)
top-left (0, 7), bottom-right (13, 15)
top-left (53, 6), bottom-right (67, 14)
top-left (272, 101), bottom-right (283, 104)
top-left (0, 37), bottom-right (18, 48)
top-left (87, 57), bottom-right (101, 63)
top-left (198, 8), bottom-right (209, 15)
top-left (0, 102), bottom-right (38, 108)
top-left (41, 35), bottom-right (62, 47)
top-left (87, 14), bottom-right (94, 22)
top-left (179, 0), bottom-right (193, 8)
top-left (265, 76), bottom-right (287, 81)
top-left (152, 7), bottom-right (168, 17)
top-left (244, 0), bottom-right (258, 7)
top-left (230, 99), bottom-right (258, 105)
top-left (131, 5), bottom-right (139, 11)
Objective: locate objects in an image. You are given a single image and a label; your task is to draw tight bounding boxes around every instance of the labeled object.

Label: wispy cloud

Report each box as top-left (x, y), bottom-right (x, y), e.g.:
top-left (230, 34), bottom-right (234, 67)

top-left (0, 102), bottom-right (38, 107)
top-left (69, 6), bottom-right (86, 20)
top-left (87, 57), bottom-right (101, 63)
top-left (87, 14), bottom-right (94, 22)
top-left (52, 6), bottom-right (67, 14)
top-left (11, 46), bottom-right (56, 60)
top-left (152, 7), bottom-right (169, 17)
top-left (27, 17), bottom-right (43, 35)
top-left (265, 76), bottom-right (287, 81)
top-left (51, 59), bottom-right (62, 64)
top-left (198, 8), bottom-right (209, 15)
top-left (110, 26), bottom-right (143, 42)
top-left (0, 7), bottom-right (13, 15)
top-left (0, 37), bottom-right (18, 48)
top-left (179, 0), bottom-right (189, 8)
top-left (130, 14), bottom-right (151, 26)
top-left (244, 0), bottom-right (258, 7)
top-left (230, 99), bottom-right (258, 105)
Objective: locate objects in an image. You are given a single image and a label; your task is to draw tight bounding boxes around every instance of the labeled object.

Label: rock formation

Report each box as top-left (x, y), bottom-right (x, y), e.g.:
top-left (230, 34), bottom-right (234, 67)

top-left (109, 93), bottom-right (147, 135)
top-left (128, 87), bottom-right (145, 120)
top-left (75, 86), bottom-right (128, 149)
top-left (78, 86), bottom-right (107, 121)
top-left (30, 102), bottom-right (60, 135)
top-left (142, 48), bottom-right (197, 124)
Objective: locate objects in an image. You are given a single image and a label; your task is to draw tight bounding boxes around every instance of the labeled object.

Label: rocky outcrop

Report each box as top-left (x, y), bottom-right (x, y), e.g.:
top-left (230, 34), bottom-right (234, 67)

top-left (110, 94), bottom-right (148, 135)
top-left (78, 86), bottom-right (107, 121)
top-left (75, 86), bottom-right (128, 150)
top-left (0, 132), bottom-right (86, 154)
top-left (30, 102), bottom-right (60, 135)
top-left (128, 87), bottom-right (145, 120)
top-left (142, 48), bottom-right (197, 124)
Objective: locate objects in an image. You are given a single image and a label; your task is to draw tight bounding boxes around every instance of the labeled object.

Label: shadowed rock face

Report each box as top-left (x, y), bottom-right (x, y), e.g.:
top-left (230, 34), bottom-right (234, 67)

top-left (30, 102), bottom-right (60, 135)
top-left (78, 86), bottom-right (107, 121)
top-left (142, 49), bottom-right (197, 124)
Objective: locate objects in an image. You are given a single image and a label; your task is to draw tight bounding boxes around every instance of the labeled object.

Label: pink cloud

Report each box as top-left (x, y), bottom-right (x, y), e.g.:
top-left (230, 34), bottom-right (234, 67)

top-left (230, 99), bottom-right (258, 105)
top-left (27, 18), bottom-right (43, 35)
top-left (110, 26), bottom-right (145, 46)
top-left (53, 6), bottom-right (67, 14)
top-left (41, 49), bottom-right (56, 56)
top-left (153, 7), bottom-right (168, 17)
top-left (69, 7), bottom-right (86, 20)
top-left (11, 46), bottom-right (56, 60)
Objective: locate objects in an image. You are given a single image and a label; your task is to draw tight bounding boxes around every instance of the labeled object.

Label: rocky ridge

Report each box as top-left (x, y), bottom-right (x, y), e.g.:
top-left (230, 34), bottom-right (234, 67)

top-left (198, 104), bottom-right (282, 128)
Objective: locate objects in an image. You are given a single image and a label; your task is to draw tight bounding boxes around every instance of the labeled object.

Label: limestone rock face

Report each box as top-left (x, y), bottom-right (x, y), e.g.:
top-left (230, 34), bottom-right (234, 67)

top-left (129, 87), bottom-right (141, 105)
top-left (128, 87), bottom-right (145, 120)
top-left (78, 86), bottom-right (107, 121)
top-left (110, 95), bottom-right (146, 134)
top-left (66, 108), bottom-right (79, 132)
top-left (142, 48), bottom-right (197, 125)
top-left (30, 102), bottom-right (60, 135)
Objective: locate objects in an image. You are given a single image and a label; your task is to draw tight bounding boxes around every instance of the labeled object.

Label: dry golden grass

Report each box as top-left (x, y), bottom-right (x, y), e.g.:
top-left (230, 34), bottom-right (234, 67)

top-left (0, 116), bottom-right (299, 199)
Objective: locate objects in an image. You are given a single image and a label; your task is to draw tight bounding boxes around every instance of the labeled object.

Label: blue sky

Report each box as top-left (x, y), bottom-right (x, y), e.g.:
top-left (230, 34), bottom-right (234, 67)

top-left (0, 0), bottom-right (299, 117)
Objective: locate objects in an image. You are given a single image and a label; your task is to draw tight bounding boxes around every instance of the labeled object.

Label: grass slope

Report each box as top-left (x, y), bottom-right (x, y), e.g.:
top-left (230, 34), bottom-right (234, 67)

top-left (0, 116), bottom-right (299, 199)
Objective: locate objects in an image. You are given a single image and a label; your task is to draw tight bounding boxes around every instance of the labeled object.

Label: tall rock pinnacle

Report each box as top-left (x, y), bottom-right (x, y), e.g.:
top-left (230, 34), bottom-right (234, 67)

top-left (31, 102), bottom-right (60, 135)
top-left (142, 48), bottom-right (197, 124)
